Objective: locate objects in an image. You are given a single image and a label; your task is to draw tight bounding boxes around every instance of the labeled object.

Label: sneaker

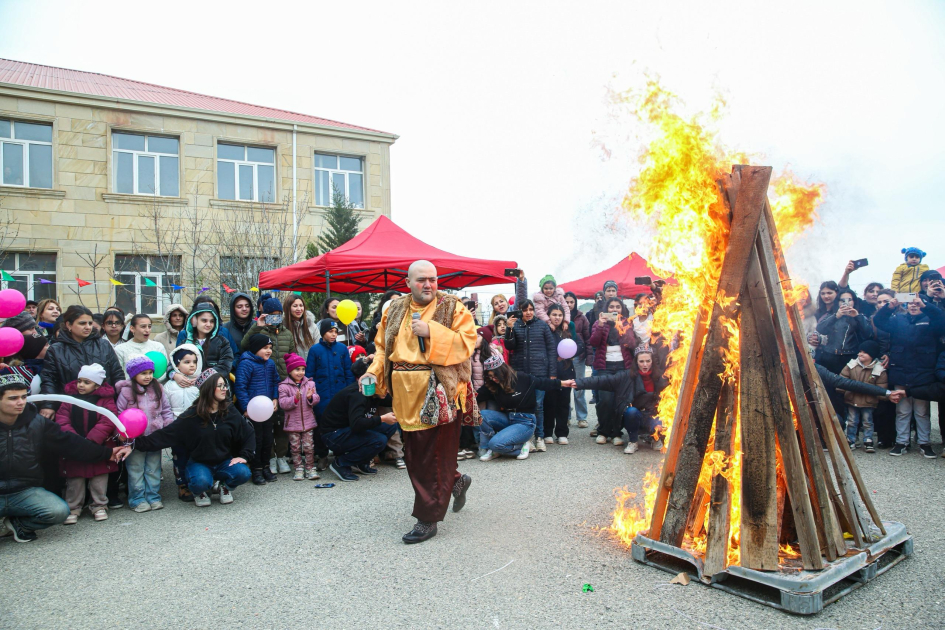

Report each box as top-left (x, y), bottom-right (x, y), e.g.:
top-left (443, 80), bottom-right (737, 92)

top-left (465, 449), bottom-right (476, 460)
top-left (329, 461), bottom-right (359, 482)
top-left (64, 513), bottom-right (79, 525)
top-left (293, 469), bottom-right (305, 481)
top-left (149, 501), bottom-right (164, 511)
top-left (864, 440), bottom-right (875, 453)
top-left (577, 420), bottom-right (588, 429)
top-left (543, 436), bottom-right (554, 444)
top-left (194, 492), bottom-right (211, 507)
top-left (613, 437), bottom-right (625, 446)
top-left (262, 469), bottom-right (278, 483)
top-left (178, 485), bottom-right (195, 502)
top-left (652, 439), bottom-right (664, 451)
top-left (477, 448), bottom-right (489, 459)
top-left (316, 456), bottom-right (330, 472)
top-left (4, 517), bottom-right (37, 542)
top-left (107, 500), bottom-right (124, 510)
top-left (889, 443), bottom-right (907, 456)
top-left (557, 437), bottom-right (569, 445)
top-left (395, 458), bottom-right (406, 469)
top-left (534, 438), bottom-right (546, 452)
top-left (132, 503), bottom-right (151, 513)
top-left (353, 462), bottom-right (378, 475)
top-left (848, 441), bottom-right (857, 450)
top-left (304, 468), bottom-right (320, 480)
top-left (277, 457), bottom-right (292, 474)
top-left (219, 484), bottom-right (233, 504)
top-left (589, 428), bottom-right (598, 437)
top-left (452, 474), bottom-right (472, 512)
top-left (919, 443), bottom-right (936, 459)
top-left (595, 435), bottom-right (607, 444)
top-left (252, 471), bottom-right (267, 485)
top-left (480, 449), bottom-right (498, 462)
top-left (269, 457), bottom-right (278, 475)
top-left (516, 443), bottom-right (530, 460)
top-left (211, 481), bottom-right (221, 495)
top-left (624, 442), bottom-right (639, 455)
top-left (457, 450), bottom-right (466, 462)
top-left (91, 507), bottom-right (108, 522)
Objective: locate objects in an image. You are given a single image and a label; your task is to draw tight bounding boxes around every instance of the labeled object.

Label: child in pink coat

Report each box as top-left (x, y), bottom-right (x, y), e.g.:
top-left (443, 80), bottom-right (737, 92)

top-left (278, 353), bottom-right (320, 480)
top-left (532, 274), bottom-right (571, 324)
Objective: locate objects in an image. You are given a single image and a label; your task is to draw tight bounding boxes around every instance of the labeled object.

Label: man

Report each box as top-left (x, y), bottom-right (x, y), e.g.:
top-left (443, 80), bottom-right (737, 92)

top-left (24, 300), bottom-right (38, 319)
top-left (0, 372), bottom-right (130, 542)
top-left (364, 260), bottom-right (478, 543)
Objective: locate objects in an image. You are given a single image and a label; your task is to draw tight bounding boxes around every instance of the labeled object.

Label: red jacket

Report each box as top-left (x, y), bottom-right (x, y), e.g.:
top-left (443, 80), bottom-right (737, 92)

top-left (588, 318), bottom-right (637, 370)
top-left (55, 381), bottom-right (120, 478)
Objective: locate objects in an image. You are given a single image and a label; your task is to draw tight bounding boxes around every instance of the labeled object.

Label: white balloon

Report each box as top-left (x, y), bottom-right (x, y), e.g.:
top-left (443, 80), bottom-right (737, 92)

top-left (246, 395), bottom-right (274, 423)
top-left (26, 394), bottom-right (127, 435)
top-left (30, 374), bottom-right (41, 395)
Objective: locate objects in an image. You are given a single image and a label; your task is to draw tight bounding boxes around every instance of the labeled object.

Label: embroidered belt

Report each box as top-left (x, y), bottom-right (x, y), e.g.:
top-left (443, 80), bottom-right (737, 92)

top-left (392, 362), bottom-right (432, 372)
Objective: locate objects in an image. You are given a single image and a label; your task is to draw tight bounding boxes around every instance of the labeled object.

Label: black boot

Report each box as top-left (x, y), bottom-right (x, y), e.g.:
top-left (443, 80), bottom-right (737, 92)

top-left (402, 520), bottom-right (437, 544)
top-left (452, 474), bottom-right (472, 513)
top-left (251, 470), bottom-right (267, 485)
top-left (262, 469), bottom-right (277, 483)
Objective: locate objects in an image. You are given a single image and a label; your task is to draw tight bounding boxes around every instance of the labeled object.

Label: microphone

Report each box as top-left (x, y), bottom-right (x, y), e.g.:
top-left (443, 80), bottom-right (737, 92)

top-left (412, 312), bottom-right (426, 353)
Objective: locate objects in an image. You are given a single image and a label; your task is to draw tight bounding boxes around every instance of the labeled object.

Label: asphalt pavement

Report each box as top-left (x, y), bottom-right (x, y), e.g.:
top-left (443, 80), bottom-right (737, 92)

top-left (3, 405), bottom-right (944, 629)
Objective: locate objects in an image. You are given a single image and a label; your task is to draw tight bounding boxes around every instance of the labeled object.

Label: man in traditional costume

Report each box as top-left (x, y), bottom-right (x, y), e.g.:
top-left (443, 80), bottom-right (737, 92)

top-left (364, 260), bottom-right (479, 543)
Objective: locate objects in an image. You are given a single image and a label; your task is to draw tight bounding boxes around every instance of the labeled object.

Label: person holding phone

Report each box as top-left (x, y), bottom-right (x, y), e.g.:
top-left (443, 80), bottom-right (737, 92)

top-left (504, 299), bottom-right (558, 451)
top-left (587, 297), bottom-right (638, 446)
top-left (815, 288), bottom-right (873, 418)
top-left (838, 260), bottom-right (884, 317)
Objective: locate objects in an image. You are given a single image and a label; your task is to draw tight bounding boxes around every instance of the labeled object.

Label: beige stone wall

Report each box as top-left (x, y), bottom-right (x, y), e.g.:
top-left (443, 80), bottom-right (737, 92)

top-left (0, 86), bottom-right (394, 316)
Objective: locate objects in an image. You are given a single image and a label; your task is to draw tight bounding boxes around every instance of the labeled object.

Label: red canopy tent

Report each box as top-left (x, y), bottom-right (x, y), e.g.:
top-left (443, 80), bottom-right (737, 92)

top-left (937, 264), bottom-right (945, 276)
top-left (558, 253), bottom-right (677, 299)
top-left (258, 215), bottom-right (517, 293)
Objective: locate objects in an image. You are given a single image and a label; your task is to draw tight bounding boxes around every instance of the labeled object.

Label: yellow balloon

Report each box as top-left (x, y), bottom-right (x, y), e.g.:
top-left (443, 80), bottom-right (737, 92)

top-left (336, 299), bottom-right (358, 326)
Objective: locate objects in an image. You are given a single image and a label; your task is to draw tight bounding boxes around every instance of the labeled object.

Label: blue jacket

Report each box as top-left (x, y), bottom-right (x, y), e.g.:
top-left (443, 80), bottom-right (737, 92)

top-left (234, 351), bottom-right (280, 413)
top-left (305, 339), bottom-right (354, 415)
top-left (873, 304), bottom-right (945, 387)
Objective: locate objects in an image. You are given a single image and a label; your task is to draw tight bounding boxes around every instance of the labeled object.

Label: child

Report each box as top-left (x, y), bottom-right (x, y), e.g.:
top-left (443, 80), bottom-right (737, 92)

top-left (306, 320), bottom-right (354, 420)
top-left (490, 315), bottom-right (510, 362)
top-left (116, 355), bottom-right (175, 512)
top-left (838, 340), bottom-right (888, 452)
top-left (890, 247), bottom-right (929, 293)
top-left (179, 303), bottom-right (234, 377)
top-left (278, 352), bottom-right (321, 480)
top-left (544, 304), bottom-right (583, 445)
top-left (114, 314), bottom-right (169, 379)
top-left (163, 344), bottom-right (203, 501)
top-left (55, 363), bottom-right (120, 523)
top-left (235, 334), bottom-right (280, 485)
top-left (532, 274), bottom-right (571, 324)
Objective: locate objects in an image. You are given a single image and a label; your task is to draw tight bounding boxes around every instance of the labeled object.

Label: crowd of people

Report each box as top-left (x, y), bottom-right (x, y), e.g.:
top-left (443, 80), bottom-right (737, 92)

top-left (1, 245), bottom-right (943, 544)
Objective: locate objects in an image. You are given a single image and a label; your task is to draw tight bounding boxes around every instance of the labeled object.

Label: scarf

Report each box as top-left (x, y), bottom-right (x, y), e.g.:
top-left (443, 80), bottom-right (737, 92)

top-left (640, 371), bottom-right (655, 393)
top-left (70, 393), bottom-right (101, 436)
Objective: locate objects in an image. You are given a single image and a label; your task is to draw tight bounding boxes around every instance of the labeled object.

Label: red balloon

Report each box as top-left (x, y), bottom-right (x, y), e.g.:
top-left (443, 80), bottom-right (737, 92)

top-left (508, 296), bottom-right (515, 306)
top-left (118, 408), bottom-right (148, 439)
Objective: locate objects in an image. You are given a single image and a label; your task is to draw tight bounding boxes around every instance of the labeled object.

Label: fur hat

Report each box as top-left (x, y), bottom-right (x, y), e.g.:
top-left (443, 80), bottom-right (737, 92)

top-left (247, 334), bottom-right (273, 355)
top-left (858, 340), bottom-right (881, 361)
top-left (319, 320), bottom-right (340, 337)
top-left (284, 352), bottom-right (306, 373)
top-left (261, 297), bottom-right (283, 313)
top-left (77, 363), bottom-right (107, 385)
top-left (902, 247), bottom-right (926, 261)
top-left (483, 354), bottom-right (505, 371)
top-left (2, 311), bottom-right (37, 333)
top-left (126, 355), bottom-right (155, 379)
top-left (195, 368), bottom-right (219, 388)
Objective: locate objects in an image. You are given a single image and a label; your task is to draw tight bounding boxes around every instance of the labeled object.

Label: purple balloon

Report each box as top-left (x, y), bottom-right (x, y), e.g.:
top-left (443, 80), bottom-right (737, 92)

top-left (557, 338), bottom-right (577, 359)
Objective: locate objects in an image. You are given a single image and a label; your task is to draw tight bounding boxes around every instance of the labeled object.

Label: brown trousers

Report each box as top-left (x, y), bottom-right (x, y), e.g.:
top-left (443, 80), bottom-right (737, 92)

top-left (402, 420), bottom-right (461, 523)
top-left (65, 474), bottom-right (108, 513)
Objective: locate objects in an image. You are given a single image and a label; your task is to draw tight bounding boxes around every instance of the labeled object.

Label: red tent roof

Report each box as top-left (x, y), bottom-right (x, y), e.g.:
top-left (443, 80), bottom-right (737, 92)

top-left (558, 253), bottom-right (677, 299)
top-left (258, 215), bottom-right (517, 293)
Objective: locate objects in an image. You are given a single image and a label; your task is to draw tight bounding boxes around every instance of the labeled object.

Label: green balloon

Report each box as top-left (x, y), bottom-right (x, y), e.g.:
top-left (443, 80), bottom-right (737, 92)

top-left (145, 350), bottom-right (168, 379)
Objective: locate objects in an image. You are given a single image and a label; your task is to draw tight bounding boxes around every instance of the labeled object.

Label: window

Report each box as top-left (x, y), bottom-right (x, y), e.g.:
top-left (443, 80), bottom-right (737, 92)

top-left (0, 119), bottom-right (53, 189)
top-left (219, 255), bottom-right (277, 309)
top-left (112, 132), bottom-right (180, 197)
top-left (313, 153), bottom-right (363, 208)
top-left (0, 252), bottom-right (57, 301)
top-left (217, 143), bottom-right (275, 202)
top-left (114, 255), bottom-right (181, 315)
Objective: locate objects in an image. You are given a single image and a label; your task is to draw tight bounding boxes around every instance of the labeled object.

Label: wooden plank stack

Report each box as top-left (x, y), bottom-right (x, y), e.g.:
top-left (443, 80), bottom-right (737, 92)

top-left (647, 166), bottom-right (885, 575)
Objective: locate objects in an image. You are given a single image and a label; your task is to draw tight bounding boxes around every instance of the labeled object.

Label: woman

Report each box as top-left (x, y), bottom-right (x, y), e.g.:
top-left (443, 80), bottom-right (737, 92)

top-left (154, 303), bottom-right (188, 356)
top-left (544, 304), bottom-right (582, 444)
top-left (284, 294), bottom-right (318, 358)
top-left (503, 299), bottom-right (557, 452)
top-left (101, 308), bottom-right (126, 348)
top-left (224, 292), bottom-right (254, 371)
top-left (476, 353), bottom-right (564, 461)
top-left (113, 314), bottom-right (170, 379)
top-left (35, 298), bottom-right (61, 338)
top-left (489, 294), bottom-right (510, 324)
top-left (563, 291), bottom-right (590, 428)
top-left (132, 371), bottom-right (254, 507)
top-left (588, 297), bottom-right (638, 445)
top-left (815, 288), bottom-right (872, 375)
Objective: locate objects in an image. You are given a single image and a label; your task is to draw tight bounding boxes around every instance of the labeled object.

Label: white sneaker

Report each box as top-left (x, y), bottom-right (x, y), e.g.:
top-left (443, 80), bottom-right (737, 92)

top-left (304, 468), bottom-right (320, 480)
top-left (64, 513), bottom-right (79, 525)
top-left (557, 437), bottom-right (569, 445)
top-left (132, 503), bottom-right (151, 513)
top-left (543, 436), bottom-right (554, 444)
top-left (534, 438), bottom-right (547, 452)
top-left (194, 492), bottom-right (211, 507)
top-left (624, 442), bottom-right (639, 454)
top-left (211, 480), bottom-right (221, 495)
top-left (269, 458), bottom-right (278, 475)
top-left (595, 435), bottom-right (607, 444)
top-left (516, 442), bottom-right (530, 460)
top-left (577, 420), bottom-right (588, 428)
top-left (613, 437), bottom-right (625, 446)
top-left (652, 439), bottom-right (664, 451)
top-left (479, 449), bottom-right (498, 462)
top-left (293, 469), bottom-right (305, 481)
top-left (149, 501), bottom-right (164, 511)
top-left (219, 484), bottom-right (234, 504)
top-left (277, 458), bottom-right (291, 474)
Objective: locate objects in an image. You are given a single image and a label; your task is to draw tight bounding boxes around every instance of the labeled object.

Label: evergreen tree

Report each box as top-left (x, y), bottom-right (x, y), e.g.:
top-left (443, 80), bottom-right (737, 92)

top-left (318, 189), bottom-right (360, 253)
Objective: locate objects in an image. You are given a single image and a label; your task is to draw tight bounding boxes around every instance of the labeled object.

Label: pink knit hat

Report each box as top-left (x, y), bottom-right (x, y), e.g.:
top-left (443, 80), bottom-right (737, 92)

top-left (284, 352), bottom-right (306, 373)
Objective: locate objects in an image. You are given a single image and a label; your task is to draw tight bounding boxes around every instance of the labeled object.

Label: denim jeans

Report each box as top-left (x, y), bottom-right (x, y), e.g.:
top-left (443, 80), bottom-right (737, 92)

top-left (126, 449), bottom-right (163, 507)
top-left (895, 397), bottom-right (930, 445)
top-left (533, 390), bottom-right (546, 439)
top-left (322, 422), bottom-right (399, 468)
top-left (479, 409), bottom-right (536, 455)
top-left (845, 407), bottom-right (875, 444)
top-left (185, 460), bottom-right (252, 496)
top-left (571, 356), bottom-right (588, 421)
top-left (0, 486), bottom-right (70, 532)
top-left (622, 407), bottom-right (662, 442)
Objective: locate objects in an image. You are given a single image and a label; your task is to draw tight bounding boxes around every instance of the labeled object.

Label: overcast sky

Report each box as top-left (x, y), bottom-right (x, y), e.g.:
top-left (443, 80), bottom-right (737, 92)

top-left (2, 0), bottom-right (943, 303)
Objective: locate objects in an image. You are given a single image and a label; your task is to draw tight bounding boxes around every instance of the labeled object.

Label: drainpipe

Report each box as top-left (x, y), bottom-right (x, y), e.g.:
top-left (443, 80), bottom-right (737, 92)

top-left (292, 124), bottom-right (298, 263)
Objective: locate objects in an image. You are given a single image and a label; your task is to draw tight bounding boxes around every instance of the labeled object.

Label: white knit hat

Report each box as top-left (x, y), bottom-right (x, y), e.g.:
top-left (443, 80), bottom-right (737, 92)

top-left (77, 363), bottom-right (107, 385)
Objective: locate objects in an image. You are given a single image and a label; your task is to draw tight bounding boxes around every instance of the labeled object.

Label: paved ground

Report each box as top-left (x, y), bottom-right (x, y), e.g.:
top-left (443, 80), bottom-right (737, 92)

top-left (3, 405), bottom-right (944, 630)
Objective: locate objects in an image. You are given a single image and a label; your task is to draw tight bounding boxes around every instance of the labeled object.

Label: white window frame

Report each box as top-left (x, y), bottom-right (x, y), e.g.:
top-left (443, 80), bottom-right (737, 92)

top-left (216, 143), bottom-right (276, 203)
top-left (114, 255), bottom-right (182, 316)
top-left (0, 252), bottom-right (57, 300)
top-left (0, 119), bottom-right (53, 189)
top-left (112, 132), bottom-right (180, 197)
top-left (313, 153), bottom-right (364, 208)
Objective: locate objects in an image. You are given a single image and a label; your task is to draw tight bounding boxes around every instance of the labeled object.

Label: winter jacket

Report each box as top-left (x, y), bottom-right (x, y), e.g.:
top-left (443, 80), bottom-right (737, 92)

top-left (305, 339), bottom-right (355, 416)
top-left (1, 403), bottom-right (113, 496)
top-left (588, 318), bottom-right (638, 370)
top-left (890, 262), bottom-right (929, 293)
top-left (39, 329), bottom-right (124, 411)
top-left (873, 304), bottom-right (945, 387)
top-left (575, 371), bottom-right (639, 418)
top-left (164, 343), bottom-right (204, 417)
top-left (54, 381), bottom-right (120, 479)
top-left (153, 303), bottom-right (188, 356)
top-left (815, 312), bottom-right (872, 356)
top-left (838, 359), bottom-right (888, 408)
top-left (234, 351), bottom-right (280, 413)
top-left (224, 292), bottom-right (255, 368)
top-left (571, 310), bottom-right (592, 361)
top-left (278, 376), bottom-right (319, 432)
top-left (241, 321), bottom-right (294, 379)
top-left (815, 363), bottom-right (889, 399)
top-left (113, 338), bottom-right (169, 380)
top-left (319, 382), bottom-right (389, 434)
top-left (475, 372), bottom-right (562, 415)
top-left (134, 405), bottom-right (255, 466)
top-left (115, 379), bottom-right (175, 437)
top-left (316, 317), bottom-right (363, 348)
top-left (550, 325), bottom-right (583, 379)
top-left (505, 317), bottom-right (557, 378)
top-left (471, 349), bottom-right (485, 391)
top-left (180, 304), bottom-right (234, 376)
top-left (533, 287), bottom-right (570, 324)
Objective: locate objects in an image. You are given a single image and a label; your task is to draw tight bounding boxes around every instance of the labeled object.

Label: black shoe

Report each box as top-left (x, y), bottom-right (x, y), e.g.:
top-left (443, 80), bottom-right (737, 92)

top-left (3, 517), bottom-right (37, 542)
top-left (889, 443), bottom-right (907, 456)
top-left (262, 469), bottom-right (278, 483)
top-left (107, 500), bottom-right (124, 509)
top-left (178, 485), bottom-right (195, 502)
top-left (452, 473), bottom-right (472, 513)
top-left (863, 440), bottom-right (875, 453)
top-left (919, 443), bottom-right (936, 459)
top-left (329, 462), bottom-right (359, 482)
top-left (252, 471), bottom-right (267, 485)
top-left (402, 520), bottom-right (438, 544)
top-left (353, 462), bottom-right (378, 475)
top-left (316, 457), bottom-right (330, 472)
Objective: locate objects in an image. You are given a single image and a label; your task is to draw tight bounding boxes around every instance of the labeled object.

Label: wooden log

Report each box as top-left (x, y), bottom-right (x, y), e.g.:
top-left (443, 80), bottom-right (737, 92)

top-left (659, 165), bottom-right (772, 547)
top-left (745, 244), bottom-right (824, 570)
top-left (703, 381), bottom-right (736, 577)
top-left (822, 393), bottom-right (876, 543)
top-left (686, 486), bottom-right (710, 538)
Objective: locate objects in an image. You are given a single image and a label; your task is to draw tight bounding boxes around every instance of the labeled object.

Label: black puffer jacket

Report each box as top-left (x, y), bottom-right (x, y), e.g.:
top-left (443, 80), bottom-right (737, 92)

top-left (1, 404), bottom-right (113, 495)
top-left (134, 404), bottom-right (255, 466)
top-left (816, 312), bottom-right (872, 356)
top-left (874, 304), bottom-right (945, 387)
top-left (39, 330), bottom-right (124, 411)
top-left (505, 317), bottom-right (557, 378)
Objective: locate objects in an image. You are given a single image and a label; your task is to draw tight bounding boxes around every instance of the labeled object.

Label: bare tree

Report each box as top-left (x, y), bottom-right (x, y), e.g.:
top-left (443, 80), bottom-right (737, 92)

top-left (0, 197), bottom-right (20, 252)
top-left (179, 193), bottom-right (221, 306)
top-left (130, 193), bottom-right (186, 312)
top-left (67, 243), bottom-right (109, 311)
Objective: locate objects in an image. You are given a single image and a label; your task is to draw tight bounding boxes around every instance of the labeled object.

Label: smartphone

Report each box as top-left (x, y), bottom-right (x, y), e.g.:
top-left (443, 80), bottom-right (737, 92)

top-left (634, 276), bottom-right (653, 286)
top-left (604, 312), bottom-right (618, 321)
top-left (839, 296), bottom-right (854, 307)
top-left (265, 314), bottom-right (283, 325)
top-left (895, 293), bottom-right (916, 303)
top-left (504, 268), bottom-right (522, 277)
top-left (852, 258), bottom-right (869, 270)
top-left (508, 310), bottom-right (523, 320)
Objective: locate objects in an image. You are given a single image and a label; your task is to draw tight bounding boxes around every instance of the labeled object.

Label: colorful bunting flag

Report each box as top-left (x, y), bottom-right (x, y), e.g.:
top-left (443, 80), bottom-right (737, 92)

top-left (143, 278), bottom-right (157, 287)
top-left (39, 278), bottom-right (54, 284)
top-left (250, 287), bottom-right (259, 292)
top-left (170, 284), bottom-right (185, 291)
top-left (1, 271), bottom-right (14, 282)
top-left (76, 278), bottom-right (91, 287)
top-left (199, 287), bottom-right (209, 293)
top-left (222, 283), bottom-right (234, 293)
top-left (109, 278), bottom-right (125, 286)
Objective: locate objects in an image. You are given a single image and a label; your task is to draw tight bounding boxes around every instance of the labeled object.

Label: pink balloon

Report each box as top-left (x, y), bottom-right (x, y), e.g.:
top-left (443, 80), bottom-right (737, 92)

top-left (246, 395), bottom-right (274, 422)
top-left (0, 327), bottom-right (24, 357)
top-left (0, 289), bottom-right (26, 318)
top-left (118, 408), bottom-right (148, 440)
top-left (557, 338), bottom-right (577, 360)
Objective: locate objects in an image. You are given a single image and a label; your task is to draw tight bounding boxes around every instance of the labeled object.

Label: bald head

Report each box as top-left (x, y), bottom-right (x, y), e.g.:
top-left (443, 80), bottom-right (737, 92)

top-left (406, 260), bottom-right (438, 305)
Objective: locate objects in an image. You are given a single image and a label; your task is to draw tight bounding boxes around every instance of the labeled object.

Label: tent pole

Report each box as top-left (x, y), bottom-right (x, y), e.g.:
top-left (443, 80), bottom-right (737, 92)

top-left (325, 271), bottom-right (330, 297)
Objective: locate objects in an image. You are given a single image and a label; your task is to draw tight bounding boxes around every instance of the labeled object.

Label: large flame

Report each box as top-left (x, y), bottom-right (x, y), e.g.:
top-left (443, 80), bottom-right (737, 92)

top-left (602, 77), bottom-right (823, 569)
